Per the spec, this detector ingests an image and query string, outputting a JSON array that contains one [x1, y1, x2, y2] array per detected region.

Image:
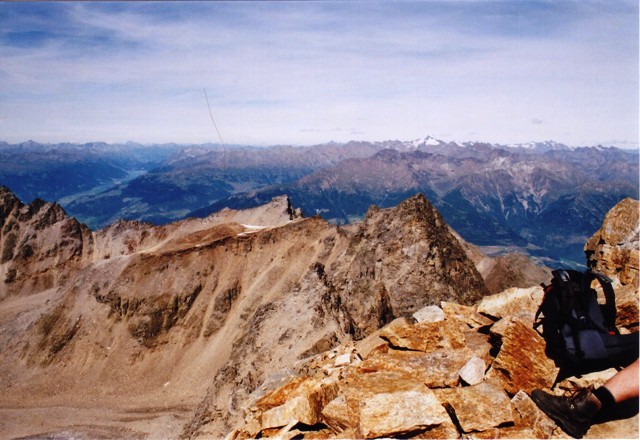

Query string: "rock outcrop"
[[328, 194, 489, 339], [0, 186, 92, 298], [585, 197, 639, 331], [585, 197, 639, 286]]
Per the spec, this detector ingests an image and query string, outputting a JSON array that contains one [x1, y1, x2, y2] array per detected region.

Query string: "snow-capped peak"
[[408, 136, 443, 149], [424, 136, 441, 146]]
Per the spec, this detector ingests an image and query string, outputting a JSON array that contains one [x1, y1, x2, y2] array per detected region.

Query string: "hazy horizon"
[[1, 136, 639, 151]]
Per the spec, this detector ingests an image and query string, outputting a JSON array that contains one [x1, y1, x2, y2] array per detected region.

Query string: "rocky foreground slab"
[[226, 288, 637, 439]]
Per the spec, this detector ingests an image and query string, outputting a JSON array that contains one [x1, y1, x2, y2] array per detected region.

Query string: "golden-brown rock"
[[476, 285, 544, 327], [259, 377, 339, 430], [441, 300, 494, 329], [358, 389, 449, 438], [511, 390, 557, 439], [379, 319, 466, 352], [441, 381, 514, 433], [487, 320, 559, 395], [356, 345, 469, 388]]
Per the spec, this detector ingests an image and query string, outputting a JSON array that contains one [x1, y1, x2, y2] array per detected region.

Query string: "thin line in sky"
[[203, 87, 226, 175]]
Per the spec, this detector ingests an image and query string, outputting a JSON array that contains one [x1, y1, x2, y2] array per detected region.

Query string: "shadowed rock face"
[[327, 194, 489, 339], [0, 186, 92, 296]]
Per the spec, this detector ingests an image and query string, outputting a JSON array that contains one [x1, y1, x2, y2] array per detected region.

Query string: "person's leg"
[[602, 358, 639, 403]]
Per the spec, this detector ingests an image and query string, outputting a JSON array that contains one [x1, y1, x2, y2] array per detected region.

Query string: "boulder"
[[358, 389, 450, 438], [254, 376, 308, 411], [488, 316, 516, 337], [379, 319, 466, 353], [511, 390, 557, 438], [357, 344, 470, 388], [613, 283, 639, 331], [354, 317, 409, 360], [463, 329, 494, 365], [341, 368, 447, 435], [584, 198, 639, 287], [334, 353, 352, 368], [441, 381, 514, 433], [476, 286, 544, 327], [321, 395, 351, 433], [342, 367, 427, 406], [459, 356, 486, 386], [415, 417, 460, 439], [258, 376, 339, 430], [441, 301, 494, 328], [487, 320, 558, 395]]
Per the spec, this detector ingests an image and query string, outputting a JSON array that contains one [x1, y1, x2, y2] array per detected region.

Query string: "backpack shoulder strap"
[[587, 269, 617, 333], [534, 282, 554, 328], [554, 269, 587, 358], [552, 269, 577, 318]]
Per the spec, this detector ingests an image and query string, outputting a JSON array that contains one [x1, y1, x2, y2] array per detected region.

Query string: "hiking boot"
[[531, 387, 602, 438]]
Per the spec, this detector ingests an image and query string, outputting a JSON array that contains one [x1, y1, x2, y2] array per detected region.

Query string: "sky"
[[0, 1, 638, 148]]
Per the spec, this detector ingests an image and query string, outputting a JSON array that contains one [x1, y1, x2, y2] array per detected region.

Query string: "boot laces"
[[563, 385, 594, 406]]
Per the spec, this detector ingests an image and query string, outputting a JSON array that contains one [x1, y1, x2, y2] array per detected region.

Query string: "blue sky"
[[0, 1, 638, 148]]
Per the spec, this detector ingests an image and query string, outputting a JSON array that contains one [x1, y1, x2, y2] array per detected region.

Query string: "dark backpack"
[[535, 268, 638, 367]]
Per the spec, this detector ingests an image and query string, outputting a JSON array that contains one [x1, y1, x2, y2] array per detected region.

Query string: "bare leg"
[[603, 358, 639, 403]]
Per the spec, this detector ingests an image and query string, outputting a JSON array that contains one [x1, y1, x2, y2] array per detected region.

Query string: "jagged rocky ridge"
[[226, 198, 639, 440]]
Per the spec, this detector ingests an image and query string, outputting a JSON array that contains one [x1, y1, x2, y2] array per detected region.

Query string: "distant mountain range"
[[1, 137, 637, 267]]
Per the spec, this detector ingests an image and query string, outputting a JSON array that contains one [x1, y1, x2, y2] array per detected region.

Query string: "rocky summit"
[[228, 198, 639, 440], [0, 185, 636, 439]]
